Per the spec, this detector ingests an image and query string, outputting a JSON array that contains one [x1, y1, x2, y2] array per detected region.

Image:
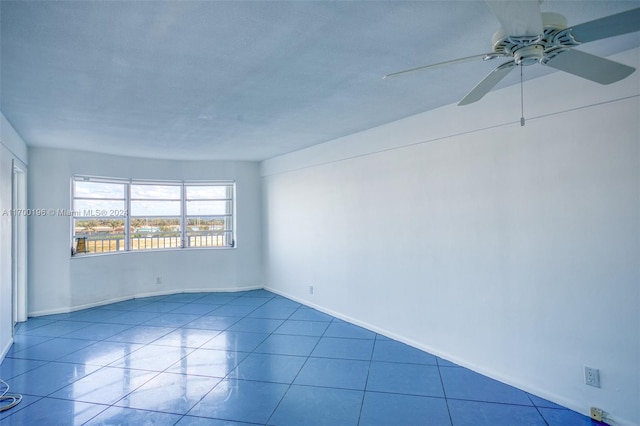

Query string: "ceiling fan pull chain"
[[520, 64, 525, 127]]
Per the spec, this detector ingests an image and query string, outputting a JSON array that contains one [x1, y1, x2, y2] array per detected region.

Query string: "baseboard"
[[28, 285, 264, 317], [0, 337, 13, 364]]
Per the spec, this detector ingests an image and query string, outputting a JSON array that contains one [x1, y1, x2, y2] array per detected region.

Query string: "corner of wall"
[[1, 112, 29, 166], [0, 110, 29, 363]]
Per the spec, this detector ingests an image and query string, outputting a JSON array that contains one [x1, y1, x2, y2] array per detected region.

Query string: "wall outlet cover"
[[584, 366, 600, 388]]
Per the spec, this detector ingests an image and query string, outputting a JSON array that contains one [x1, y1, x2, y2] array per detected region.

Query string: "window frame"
[[184, 182, 235, 249], [129, 181, 183, 251], [70, 176, 236, 256]]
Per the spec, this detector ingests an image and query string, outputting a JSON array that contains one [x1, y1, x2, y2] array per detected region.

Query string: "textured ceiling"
[[1, 1, 639, 161]]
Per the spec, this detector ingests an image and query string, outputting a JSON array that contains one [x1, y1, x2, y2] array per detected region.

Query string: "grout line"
[[436, 353, 455, 426], [526, 392, 552, 426], [356, 332, 379, 425], [265, 308, 336, 425]]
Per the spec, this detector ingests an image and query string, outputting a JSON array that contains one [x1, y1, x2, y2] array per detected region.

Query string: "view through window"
[[71, 177, 235, 254]]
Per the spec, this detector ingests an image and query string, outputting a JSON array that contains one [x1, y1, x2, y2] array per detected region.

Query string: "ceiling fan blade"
[[545, 49, 635, 84], [383, 53, 505, 79], [569, 7, 640, 44], [485, 0, 543, 36], [458, 61, 516, 106]]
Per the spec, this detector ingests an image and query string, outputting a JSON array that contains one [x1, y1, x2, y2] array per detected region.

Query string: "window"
[[71, 177, 235, 255], [73, 179, 127, 253], [130, 183, 181, 251], [185, 184, 234, 248]]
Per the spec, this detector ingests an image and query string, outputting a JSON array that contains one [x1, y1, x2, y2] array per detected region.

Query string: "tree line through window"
[[71, 177, 235, 254]]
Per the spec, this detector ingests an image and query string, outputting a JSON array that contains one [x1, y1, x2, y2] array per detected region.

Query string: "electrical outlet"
[[584, 366, 600, 388], [590, 407, 603, 422], [308, 285, 314, 295]]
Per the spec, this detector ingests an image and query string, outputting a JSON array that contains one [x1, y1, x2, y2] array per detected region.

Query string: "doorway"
[[12, 161, 27, 334]]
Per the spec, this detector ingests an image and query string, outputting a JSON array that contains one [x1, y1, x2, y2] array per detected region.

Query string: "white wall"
[[28, 148, 263, 315], [0, 112, 29, 360], [261, 48, 640, 425]]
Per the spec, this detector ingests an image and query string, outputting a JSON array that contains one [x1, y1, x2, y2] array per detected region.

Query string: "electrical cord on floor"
[[0, 378, 22, 412], [600, 412, 616, 426]]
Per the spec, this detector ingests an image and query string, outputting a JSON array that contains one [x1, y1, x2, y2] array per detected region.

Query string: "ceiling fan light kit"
[[385, 2, 640, 113]]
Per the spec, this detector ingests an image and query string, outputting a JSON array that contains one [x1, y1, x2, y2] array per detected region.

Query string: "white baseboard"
[[28, 285, 264, 317], [0, 337, 13, 364]]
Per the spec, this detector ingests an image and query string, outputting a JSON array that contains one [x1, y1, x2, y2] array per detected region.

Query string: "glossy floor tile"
[[0, 290, 598, 425]]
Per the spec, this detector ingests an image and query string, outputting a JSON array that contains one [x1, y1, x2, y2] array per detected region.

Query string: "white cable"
[[520, 64, 526, 127], [0, 378, 23, 412]]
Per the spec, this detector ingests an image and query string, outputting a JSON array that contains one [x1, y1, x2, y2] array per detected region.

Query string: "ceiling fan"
[[384, 1, 640, 107]]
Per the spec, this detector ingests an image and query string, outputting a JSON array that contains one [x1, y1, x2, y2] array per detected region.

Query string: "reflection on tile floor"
[[0, 290, 597, 425]]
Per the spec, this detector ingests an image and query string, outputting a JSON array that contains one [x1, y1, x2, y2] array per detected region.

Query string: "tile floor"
[[0, 290, 598, 425]]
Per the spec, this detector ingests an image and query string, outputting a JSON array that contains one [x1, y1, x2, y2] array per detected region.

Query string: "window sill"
[[70, 246, 236, 259]]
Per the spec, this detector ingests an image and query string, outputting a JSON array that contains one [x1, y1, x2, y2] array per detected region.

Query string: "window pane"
[[73, 218, 125, 254], [131, 200, 181, 216], [186, 232, 229, 247], [74, 181, 125, 199], [131, 217, 181, 250], [186, 185, 229, 200], [131, 184, 181, 199], [186, 217, 231, 247], [74, 199, 125, 215], [186, 200, 230, 215], [186, 217, 230, 230]]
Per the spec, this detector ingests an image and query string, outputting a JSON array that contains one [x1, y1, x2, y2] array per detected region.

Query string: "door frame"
[[12, 161, 27, 332]]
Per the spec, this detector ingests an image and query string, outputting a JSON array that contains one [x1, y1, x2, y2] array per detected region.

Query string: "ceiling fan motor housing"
[[514, 44, 544, 65], [491, 12, 577, 66]]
